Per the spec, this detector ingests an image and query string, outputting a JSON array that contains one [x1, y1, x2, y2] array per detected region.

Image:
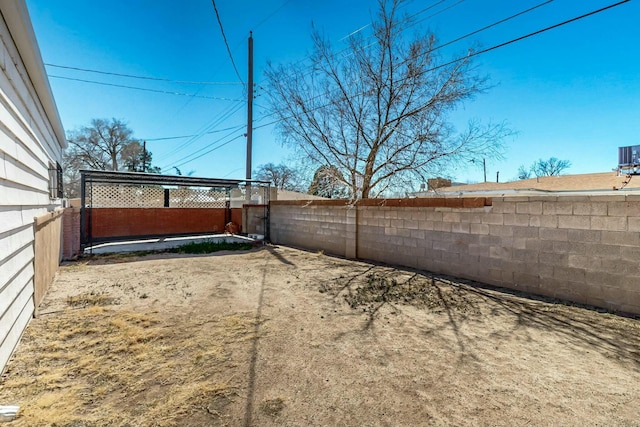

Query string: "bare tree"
[[66, 118, 138, 171], [265, 0, 509, 199], [254, 163, 303, 191], [531, 157, 571, 177], [517, 165, 532, 180], [61, 150, 83, 198], [64, 118, 160, 197]]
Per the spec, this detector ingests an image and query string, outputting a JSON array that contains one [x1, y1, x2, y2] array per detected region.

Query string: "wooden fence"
[[33, 210, 63, 310]]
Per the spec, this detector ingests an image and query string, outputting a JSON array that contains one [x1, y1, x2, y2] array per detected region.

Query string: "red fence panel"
[[88, 208, 232, 241]]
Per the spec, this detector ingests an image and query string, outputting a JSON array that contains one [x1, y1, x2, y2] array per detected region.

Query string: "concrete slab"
[[84, 234, 257, 255]]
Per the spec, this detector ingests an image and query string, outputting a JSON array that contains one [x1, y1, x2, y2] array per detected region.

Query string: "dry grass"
[[4, 248, 640, 426], [0, 306, 255, 426], [66, 291, 117, 307]]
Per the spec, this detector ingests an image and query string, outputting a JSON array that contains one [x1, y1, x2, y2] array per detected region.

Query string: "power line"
[[162, 131, 245, 171], [155, 103, 245, 162], [143, 125, 245, 141], [169, 134, 244, 170], [431, 0, 554, 53], [254, 0, 631, 131], [387, 0, 555, 70], [259, 0, 554, 127], [48, 75, 244, 101], [165, 0, 630, 169], [431, 0, 631, 72], [403, 0, 468, 31], [230, 0, 294, 53], [252, 0, 294, 30], [211, 0, 244, 84], [44, 63, 243, 85], [256, 0, 470, 86]]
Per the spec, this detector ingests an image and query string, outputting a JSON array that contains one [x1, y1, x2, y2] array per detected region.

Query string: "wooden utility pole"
[[142, 140, 147, 173], [483, 158, 486, 183], [246, 31, 253, 181]]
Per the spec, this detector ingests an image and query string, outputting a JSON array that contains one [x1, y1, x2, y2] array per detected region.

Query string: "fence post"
[[345, 204, 357, 259]]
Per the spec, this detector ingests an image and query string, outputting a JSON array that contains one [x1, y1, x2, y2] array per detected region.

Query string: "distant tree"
[[61, 150, 83, 198], [531, 157, 571, 177], [63, 118, 161, 197], [517, 165, 532, 180], [66, 118, 137, 171], [308, 165, 350, 198], [254, 163, 303, 191], [265, 0, 509, 198], [172, 167, 195, 176], [122, 143, 161, 173]]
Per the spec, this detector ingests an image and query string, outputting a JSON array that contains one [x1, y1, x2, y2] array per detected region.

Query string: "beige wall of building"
[[0, 0, 66, 374]]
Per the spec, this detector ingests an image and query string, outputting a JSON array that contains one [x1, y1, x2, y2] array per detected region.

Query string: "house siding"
[[0, 1, 65, 374]]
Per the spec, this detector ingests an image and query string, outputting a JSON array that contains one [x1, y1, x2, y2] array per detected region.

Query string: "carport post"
[[80, 171, 86, 249]]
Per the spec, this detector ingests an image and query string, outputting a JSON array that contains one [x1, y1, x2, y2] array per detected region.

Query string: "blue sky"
[[25, 0, 640, 184]]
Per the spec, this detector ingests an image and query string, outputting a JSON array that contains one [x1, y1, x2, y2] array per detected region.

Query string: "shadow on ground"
[[322, 263, 640, 368]]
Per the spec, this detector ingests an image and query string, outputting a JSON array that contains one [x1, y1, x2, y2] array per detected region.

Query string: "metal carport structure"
[[80, 170, 270, 250]]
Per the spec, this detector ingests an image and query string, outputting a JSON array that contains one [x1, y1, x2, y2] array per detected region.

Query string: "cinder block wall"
[[243, 205, 269, 236], [270, 202, 352, 257], [270, 195, 640, 314]]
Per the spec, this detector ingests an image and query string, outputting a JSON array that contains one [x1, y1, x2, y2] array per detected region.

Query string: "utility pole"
[[246, 31, 253, 181], [482, 158, 486, 182], [142, 140, 147, 173], [471, 158, 487, 182]]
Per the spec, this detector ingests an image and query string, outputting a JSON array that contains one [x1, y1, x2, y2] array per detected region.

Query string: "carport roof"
[[80, 170, 271, 187]]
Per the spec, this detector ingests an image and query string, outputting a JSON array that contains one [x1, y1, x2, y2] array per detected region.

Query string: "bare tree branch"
[[265, 0, 510, 198]]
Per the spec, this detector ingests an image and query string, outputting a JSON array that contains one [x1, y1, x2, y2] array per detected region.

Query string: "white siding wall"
[[0, 3, 64, 374]]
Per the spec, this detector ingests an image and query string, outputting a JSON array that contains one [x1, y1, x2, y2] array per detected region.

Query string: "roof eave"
[[0, 0, 67, 149]]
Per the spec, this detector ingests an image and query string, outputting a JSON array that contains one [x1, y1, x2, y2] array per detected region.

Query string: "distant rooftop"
[[415, 171, 640, 197]]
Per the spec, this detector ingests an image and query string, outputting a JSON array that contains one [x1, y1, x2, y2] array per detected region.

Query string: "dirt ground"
[[1, 245, 640, 426]]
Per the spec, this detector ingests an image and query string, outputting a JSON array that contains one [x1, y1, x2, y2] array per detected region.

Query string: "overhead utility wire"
[[143, 125, 245, 141], [255, 0, 554, 126], [211, 0, 244, 84], [167, 134, 244, 170], [164, 0, 627, 168], [358, 0, 468, 51], [161, 131, 245, 171], [389, 0, 555, 69], [431, 0, 554, 52], [230, 0, 294, 52], [405, 0, 468, 30], [155, 102, 245, 162], [430, 0, 631, 72], [156, 106, 245, 162], [155, 96, 245, 158], [48, 75, 244, 101], [256, 0, 467, 87], [253, 0, 630, 132], [252, 0, 294, 30], [45, 63, 242, 85], [403, 0, 452, 24], [257, 0, 586, 119], [259, 0, 448, 80]]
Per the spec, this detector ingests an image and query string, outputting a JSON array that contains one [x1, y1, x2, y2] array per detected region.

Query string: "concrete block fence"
[[270, 195, 640, 315]]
